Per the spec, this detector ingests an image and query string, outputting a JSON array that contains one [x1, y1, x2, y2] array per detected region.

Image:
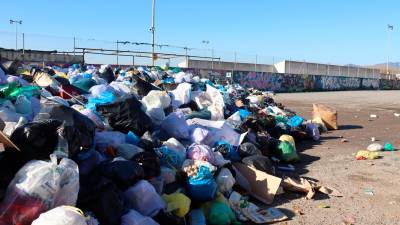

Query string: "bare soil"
[[270, 90, 400, 225]]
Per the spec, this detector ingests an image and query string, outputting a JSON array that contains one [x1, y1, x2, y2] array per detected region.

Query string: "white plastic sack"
[[190, 127, 210, 144], [89, 84, 115, 98], [109, 81, 131, 96], [216, 168, 236, 194], [144, 106, 165, 126], [206, 84, 225, 120], [367, 143, 383, 152], [161, 111, 190, 139], [4, 154, 79, 209], [191, 91, 211, 110], [227, 111, 241, 122], [80, 109, 105, 129], [187, 118, 241, 146], [121, 210, 160, 225], [142, 91, 171, 109], [170, 83, 192, 108], [124, 180, 165, 217], [31, 206, 87, 225]]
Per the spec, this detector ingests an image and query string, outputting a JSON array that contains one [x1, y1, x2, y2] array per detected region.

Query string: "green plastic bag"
[[278, 141, 300, 162], [0, 83, 40, 100], [208, 202, 241, 225]]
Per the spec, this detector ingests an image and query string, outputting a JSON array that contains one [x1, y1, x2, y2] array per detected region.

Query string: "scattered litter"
[[364, 188, 374, 196], [367, 143, 383, 152], [383, 142, 394, 151], [317, 204, 330, 208], [293, 206, 304, 215], [356, 150, 380, 160], [370, 114, 378, 118], [342, 216, 356, 225], [394, 113, 400, 117], [371, 137, 376, 142], [282, 177, 342, 200], [341, 138, 348, 143]]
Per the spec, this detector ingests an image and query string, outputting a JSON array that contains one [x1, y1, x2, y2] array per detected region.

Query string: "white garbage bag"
[[170, 83, 192, 108], [31, 206, 87, 225], [124, 180, 165, 217]]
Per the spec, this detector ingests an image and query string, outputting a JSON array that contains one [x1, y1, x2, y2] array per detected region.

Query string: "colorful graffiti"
[[183, 68, 395, 92]]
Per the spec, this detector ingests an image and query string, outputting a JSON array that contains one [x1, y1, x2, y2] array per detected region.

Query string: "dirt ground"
[[269, 90, 400, 225]]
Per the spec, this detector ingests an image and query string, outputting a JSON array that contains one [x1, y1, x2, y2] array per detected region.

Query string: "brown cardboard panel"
[[0, 130, 20, 151], [233, 162, 282, 204]]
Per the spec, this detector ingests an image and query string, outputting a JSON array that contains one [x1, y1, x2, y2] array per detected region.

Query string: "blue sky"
[[0, 0, 399, 65]]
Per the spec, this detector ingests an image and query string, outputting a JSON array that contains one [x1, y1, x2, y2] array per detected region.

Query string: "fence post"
[[255, 54, 257, 72]]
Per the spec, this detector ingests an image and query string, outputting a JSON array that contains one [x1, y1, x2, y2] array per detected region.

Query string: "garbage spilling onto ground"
[[0, 62, 342, 225]]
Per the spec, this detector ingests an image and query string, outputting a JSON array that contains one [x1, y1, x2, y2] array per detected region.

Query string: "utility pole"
[[9, 19, 22, 50], [151, 0, 156, 67], [116, 40, 119, 66], [387, 24, 394, 75]]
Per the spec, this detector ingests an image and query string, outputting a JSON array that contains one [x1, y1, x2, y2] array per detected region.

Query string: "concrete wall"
[[182, 68, 399, 92], [0, 50, 83, 64], [278, 60, 379, 78], [179, 59, 274, 72]]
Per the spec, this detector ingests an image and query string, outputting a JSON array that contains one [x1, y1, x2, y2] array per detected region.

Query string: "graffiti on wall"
[[183, 68, 397, 92]]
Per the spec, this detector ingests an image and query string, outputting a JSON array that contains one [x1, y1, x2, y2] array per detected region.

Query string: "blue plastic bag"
[[85, 91, 116, 111], [287, 115, 304, 127], [126, 131, 140, 145], [187, 165, 217, 201], [156, 146, 184, 169], [238, 109, 251, 121]]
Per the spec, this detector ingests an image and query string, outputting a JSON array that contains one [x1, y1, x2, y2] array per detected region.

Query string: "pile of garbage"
[[0, 62, 339, 225]]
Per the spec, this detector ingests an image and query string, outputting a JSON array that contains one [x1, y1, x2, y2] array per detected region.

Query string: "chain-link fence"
[[0, 30, 398, 79]]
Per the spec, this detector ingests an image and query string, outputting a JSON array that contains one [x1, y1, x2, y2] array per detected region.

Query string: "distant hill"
[[368, 62, 400, 74]]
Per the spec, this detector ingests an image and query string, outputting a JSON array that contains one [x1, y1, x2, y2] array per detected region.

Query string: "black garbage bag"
[[257, 114, 276, 131], [96, 159, 144, 191], [132, 75, 160, 96], [256, 132, 281, 156], [153, 210, 185, 225], [132, 151, 161, 179], [96, 96, 153, 136], [34, 102, 96, 157], [238, 142, 262, 158], [10, 119, 63, 161], [242, 155, 274, 174], [141, 131, 162, 148], [78, 175, 126, 225], [99, 66, 115, 83]]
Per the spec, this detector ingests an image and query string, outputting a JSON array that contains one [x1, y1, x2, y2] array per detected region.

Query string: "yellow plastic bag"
[[356, 150, 379, 160], [162, 193, 191, 217], [279, 135, 296, 150]]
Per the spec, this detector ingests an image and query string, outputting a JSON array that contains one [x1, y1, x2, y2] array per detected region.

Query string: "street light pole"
[[387, 24, 394, 75], [151, 0, 156, 67], [9, 19, 22, 50]]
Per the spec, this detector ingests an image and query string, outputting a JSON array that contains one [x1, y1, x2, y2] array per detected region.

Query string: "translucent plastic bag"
[[216, 168, 236, 194], [121, 210, 160, 225], [31, 206, 87, 225], [0, 154, 79, 225], [161, 111, 189, 139], [163, 138, 186, 159], [124, 180, 166, 217]]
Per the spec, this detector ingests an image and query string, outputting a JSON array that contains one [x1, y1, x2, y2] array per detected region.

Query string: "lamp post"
[[202, 40, 214, 69], [150, 0, 156, 67], [387, 24, 394, 75], [9, 19, 22, 50]]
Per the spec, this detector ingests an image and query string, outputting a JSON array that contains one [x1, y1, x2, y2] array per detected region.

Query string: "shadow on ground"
[[338, 124, 364, 130]]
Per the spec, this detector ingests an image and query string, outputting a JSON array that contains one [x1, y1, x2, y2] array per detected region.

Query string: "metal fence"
[[0, 30, 398, 79]]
